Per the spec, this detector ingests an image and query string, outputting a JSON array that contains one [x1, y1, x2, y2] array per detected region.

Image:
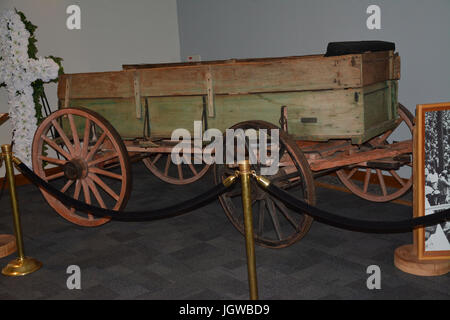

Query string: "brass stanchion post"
[[238, 160, 259, 300], [1, 144, 42, 276]]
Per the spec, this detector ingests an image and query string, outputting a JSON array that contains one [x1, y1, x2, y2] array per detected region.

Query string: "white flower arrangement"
[[0, 9, 59, 166]]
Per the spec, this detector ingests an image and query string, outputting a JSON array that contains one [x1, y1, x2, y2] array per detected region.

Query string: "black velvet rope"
[[16, 162, 234, 222], [265, 183, 450, 233]]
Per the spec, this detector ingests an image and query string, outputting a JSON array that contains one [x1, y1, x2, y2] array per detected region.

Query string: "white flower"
[[0, 10, 59, 166]]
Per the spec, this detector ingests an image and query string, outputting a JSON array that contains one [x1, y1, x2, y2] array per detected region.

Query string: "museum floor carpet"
[[0, 163, 448, 300]]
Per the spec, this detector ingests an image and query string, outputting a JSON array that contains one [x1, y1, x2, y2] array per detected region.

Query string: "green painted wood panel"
[[61, 80, 397, 145], [206, 91, 364, 142], [362, 80, 398, 143], [65, 97, 204, 139]]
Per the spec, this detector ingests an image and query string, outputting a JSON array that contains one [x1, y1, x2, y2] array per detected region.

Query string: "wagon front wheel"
[[32, 107, 132, 226]]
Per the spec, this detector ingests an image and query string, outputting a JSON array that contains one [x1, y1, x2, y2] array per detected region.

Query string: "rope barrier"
[[12, 156, 450, 233], [15, 161, 237, 222], [254, 175, 450, 233]]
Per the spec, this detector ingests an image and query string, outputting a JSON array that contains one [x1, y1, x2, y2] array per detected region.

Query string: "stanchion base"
[[394, 244, 450, 276], [2, 257, 42, 276], [0, 234, 16, 258]]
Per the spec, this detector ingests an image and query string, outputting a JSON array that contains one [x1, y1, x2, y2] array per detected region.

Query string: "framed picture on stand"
[[416, 102, 450, 260]]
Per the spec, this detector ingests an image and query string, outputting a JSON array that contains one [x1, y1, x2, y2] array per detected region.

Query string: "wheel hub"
[[63, 159, 87, 180]]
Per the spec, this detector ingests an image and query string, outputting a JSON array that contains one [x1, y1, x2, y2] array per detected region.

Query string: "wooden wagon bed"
[[58, 50, 400, 144]]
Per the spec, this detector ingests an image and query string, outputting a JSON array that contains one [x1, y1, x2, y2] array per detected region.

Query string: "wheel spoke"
[[346, 167, 358, 180], [81, 179, 94, 221], [390, 170, 406, 187], [60, 179, 74, 193], [41, 135, 72, 160], [376, 169, 387, 196], [86, 177, 106, 209], [86, 132, 107, 160], [273, 198, 298, 231], [177, 163, 183, 181], [73, 180, 81, 200], [164, 154, 171, 176], [89, 173, 119, 201], [265, 198, 283, 240], [39, 155, 67, 166], [184, 155, 198, 176], [68, 114, 81, 154], [363, 169, 371, 193], [51, 119, 75, 155], [81, 179, 91, 205], [70, 180, 82, 214], [89, 167, 123, 180], [376, 117, 403, 144], [81, 118, 91, 157], [88, 152, 119, 167], [46, 171, 64, 181], [151, 153, 162, 165], [258, 200, 265, 236]]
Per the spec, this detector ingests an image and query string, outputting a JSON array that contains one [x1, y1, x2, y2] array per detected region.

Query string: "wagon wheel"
[[32, 107, 132, 226], [214, 120, 316, 248], [336, 103, 414, 202], [142, 144, 210, 185]]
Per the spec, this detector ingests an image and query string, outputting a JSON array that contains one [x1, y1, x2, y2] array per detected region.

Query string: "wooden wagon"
[[32, 43, 413, 248]]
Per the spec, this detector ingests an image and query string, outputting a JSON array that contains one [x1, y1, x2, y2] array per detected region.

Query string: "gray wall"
[[177, 0, 450, 112], [0, 0, 181, 173]]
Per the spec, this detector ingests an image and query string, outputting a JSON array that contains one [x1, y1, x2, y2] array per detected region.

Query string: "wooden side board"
[[61, 80, 398, 144], [58, 51, 399, 100]]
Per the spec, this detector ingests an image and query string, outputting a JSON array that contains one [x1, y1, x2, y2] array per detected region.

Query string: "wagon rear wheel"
[[32, 107, 132, 226], [214, 120, 315, 249], [142, 143, 210, 185], [336, 103, 414, 202]]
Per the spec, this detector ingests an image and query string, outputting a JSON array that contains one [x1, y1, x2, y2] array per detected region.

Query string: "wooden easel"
[[394, 120, 450, 276], [0, 113, 17, 259]]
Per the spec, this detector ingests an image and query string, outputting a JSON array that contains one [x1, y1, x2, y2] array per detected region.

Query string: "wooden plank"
[[362, 50, 399, 86], [283, 89, 364, 142], [58, 51, 399, 99], [58, 72, 135, 99], [134, 71, 142, 119], [364, 81, 390, 129], [64, 76, 71, 108], [123, 54, 327, 70], [209, 55, 362, 95], [59, 54, 366, 99], [309, 140, 412, 171], [362, 80, 398, 143], [393, 53, 401, 80], [63, 89, 366, 142], [64, 95, 204, 138], [206, 67, 215, 117], [148, 96, 204, 137], [63, 98, 143, 138]]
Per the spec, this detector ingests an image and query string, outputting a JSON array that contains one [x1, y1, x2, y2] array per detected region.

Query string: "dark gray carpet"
[[0, 163, 448, 300]]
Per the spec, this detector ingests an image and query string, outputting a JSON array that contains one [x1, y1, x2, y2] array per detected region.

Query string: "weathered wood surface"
[[58, 51, 399, 144], [61, 80, 398, 144], [309, 140, 412, 171], [58, 51, 399, 99]]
